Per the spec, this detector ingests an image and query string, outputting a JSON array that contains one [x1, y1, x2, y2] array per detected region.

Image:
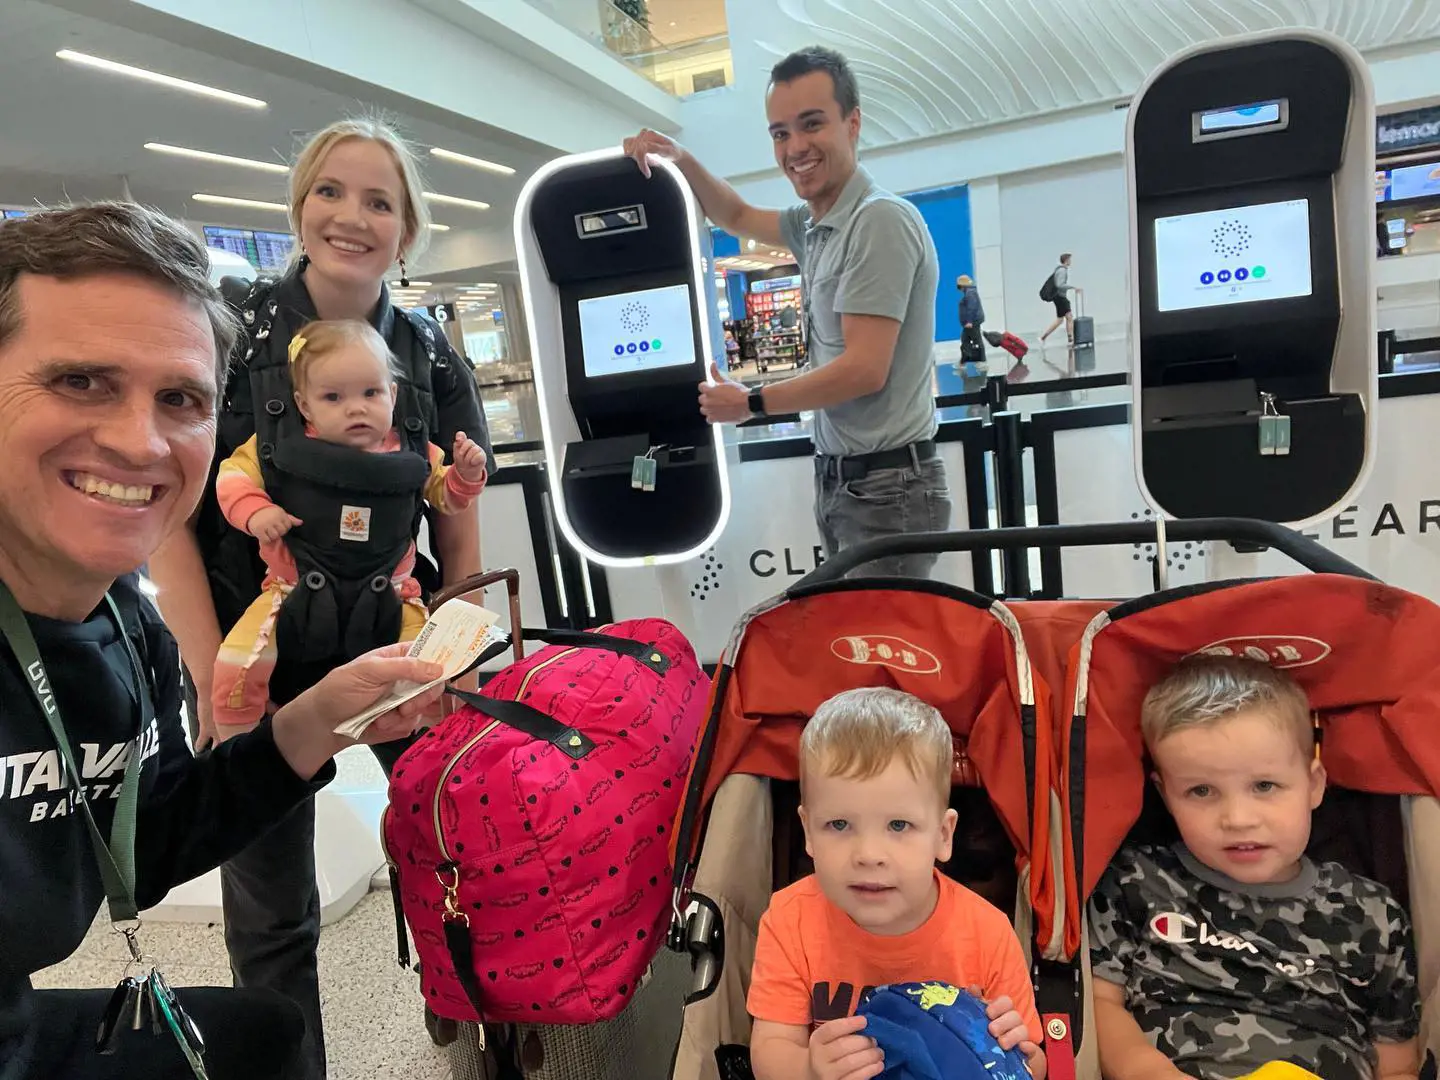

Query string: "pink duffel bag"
[[382, 618, 707, 1025]]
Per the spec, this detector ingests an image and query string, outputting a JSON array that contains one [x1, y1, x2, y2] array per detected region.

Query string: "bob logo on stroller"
[[830, 634, 942, 674], [1189, 635, 1333, 669]]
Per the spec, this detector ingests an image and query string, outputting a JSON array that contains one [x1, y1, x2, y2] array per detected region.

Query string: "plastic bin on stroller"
[[662, 520, 1440, 1080]]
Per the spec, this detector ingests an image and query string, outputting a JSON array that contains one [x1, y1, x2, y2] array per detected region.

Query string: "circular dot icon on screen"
[[639, 340, 650, 352], [626, 342, 637, 354], [619, 301, 651, 336], [1234, 267, 1249, 281], [1200, 272, 1215, 285], [1252, 266, 1267, 278], [651, 339, 662, 351], [613, 345, 625, 356], [1217, 270, 1232, 283]]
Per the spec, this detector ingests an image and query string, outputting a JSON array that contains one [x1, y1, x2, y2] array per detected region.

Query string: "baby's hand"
[[452, 431, 489, 487], [247, 506, 303, 544], [807, 1015, 883, 1080], [978, 992, 1045, 1080]]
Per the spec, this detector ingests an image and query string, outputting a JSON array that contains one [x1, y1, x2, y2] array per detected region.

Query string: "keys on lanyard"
[[96, 964, 209, 1077]]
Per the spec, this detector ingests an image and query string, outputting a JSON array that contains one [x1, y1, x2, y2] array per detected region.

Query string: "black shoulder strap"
[[392, 308, 442, 456], [222, 276, 282, 408]]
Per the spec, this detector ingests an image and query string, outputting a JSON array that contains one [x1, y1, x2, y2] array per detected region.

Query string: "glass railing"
[[522, 0, 732, 96]]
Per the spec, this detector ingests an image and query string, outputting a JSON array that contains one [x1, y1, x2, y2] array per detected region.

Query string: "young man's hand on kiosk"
[[622, 128, 685, 178], [699, 362, 753, 424]]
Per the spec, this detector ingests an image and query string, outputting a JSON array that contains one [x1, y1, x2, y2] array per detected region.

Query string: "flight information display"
[[203, 225, 295, 273]]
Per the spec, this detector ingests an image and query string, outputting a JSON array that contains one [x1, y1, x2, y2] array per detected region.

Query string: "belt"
[[817, 439, 937, 481]]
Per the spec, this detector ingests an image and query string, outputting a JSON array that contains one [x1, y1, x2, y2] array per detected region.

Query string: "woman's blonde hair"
[[287, 319, 397, 396], [800, 687, 954, 806], [288, 117, 432, 267]]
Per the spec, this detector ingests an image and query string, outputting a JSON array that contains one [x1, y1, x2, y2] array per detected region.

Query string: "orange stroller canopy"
[[1056, 574, 1440, 960], [670, 580, 1061, 953]]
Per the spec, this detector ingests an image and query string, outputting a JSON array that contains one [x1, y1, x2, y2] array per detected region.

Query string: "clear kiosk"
[[1128, 28, 1377, 526], [515, 148, 731, 567]]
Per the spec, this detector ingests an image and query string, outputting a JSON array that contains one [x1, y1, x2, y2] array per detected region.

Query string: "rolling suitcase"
[[983, 329, 1029, 361], [1071, 291, 1094, 348]]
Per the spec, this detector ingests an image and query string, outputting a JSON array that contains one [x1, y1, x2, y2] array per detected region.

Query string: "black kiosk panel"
[[520, 151, 728, 562], [1129, 33, 1370, 525]]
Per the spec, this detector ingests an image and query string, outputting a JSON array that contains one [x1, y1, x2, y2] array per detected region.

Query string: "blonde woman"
[[148, 118, 491, 1079]]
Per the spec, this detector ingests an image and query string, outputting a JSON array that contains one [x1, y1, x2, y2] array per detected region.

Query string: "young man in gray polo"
[[624, 46, 951, 578]]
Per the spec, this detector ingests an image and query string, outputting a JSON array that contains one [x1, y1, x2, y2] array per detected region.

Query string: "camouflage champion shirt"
[[1089, 844, 1418, 1080]]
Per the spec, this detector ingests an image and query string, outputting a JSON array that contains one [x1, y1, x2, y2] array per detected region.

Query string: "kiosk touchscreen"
[[515, 149, 729, 566], [1127, 30, 1376, 526]]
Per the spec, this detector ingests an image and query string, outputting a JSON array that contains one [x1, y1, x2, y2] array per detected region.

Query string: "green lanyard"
[[0, 580, 145, 924]]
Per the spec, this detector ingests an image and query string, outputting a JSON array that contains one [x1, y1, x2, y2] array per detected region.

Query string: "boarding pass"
[[333, 598, 507, 739]]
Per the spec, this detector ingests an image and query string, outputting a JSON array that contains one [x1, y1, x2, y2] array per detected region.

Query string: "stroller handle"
[[793, 518, 1376, 589]]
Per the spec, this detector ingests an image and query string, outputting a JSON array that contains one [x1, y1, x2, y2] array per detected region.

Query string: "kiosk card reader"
[[1127, 29, 1376, 526], [515, 148, 730, 566]]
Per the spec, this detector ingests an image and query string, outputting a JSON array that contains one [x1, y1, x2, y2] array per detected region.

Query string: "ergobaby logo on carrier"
[[1189, 635, 1331, 669], [340, 505, 372, 542], [831, 635, 941, 675]]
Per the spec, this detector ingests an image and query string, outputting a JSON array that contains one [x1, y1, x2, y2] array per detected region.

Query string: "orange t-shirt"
[[746, 871, 1041, 1035]]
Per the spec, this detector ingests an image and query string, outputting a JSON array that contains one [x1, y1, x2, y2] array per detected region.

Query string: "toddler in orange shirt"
[[747, 687, 1045, 1080]]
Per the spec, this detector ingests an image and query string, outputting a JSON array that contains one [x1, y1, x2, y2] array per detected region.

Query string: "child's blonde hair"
[[288, 117, 432, 266], [800, 688, 953, 805], [287, 319, 397, 396], [1141, 655, 1313, 756]]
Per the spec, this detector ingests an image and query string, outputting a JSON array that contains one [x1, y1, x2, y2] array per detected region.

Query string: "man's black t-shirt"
[[0, 575, 331, 1078]]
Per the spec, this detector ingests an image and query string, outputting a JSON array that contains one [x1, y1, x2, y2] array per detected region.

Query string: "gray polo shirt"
[[779, 165, 939, 457]]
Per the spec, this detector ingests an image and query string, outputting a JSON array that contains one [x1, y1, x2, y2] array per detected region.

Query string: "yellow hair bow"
[[288, 335, 307, 366]]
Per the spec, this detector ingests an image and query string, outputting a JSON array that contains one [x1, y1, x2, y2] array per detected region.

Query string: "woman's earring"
[[297, 248, 310, 272], [398, 255, 410, 289]]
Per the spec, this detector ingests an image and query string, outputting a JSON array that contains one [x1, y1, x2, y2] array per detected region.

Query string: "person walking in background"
[[1039, 252, 1080, 344], [957, 274, 985, 365]]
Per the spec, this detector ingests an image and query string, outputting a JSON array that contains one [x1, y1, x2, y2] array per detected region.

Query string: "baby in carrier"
[[1089, 656, 1421, 1080], [210, 319, 489, 731]]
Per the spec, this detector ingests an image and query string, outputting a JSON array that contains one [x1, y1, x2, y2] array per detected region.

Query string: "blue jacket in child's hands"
[[856, 982, 1031, 1080]]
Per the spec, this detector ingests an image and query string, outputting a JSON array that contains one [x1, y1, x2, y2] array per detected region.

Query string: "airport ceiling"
[[0, 2, 558, 240]]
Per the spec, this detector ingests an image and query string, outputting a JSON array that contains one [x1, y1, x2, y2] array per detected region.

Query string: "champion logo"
[[1189, 635, 1331, 669], [831, 635, 942, 675], [1149, 911, 1258, 955]]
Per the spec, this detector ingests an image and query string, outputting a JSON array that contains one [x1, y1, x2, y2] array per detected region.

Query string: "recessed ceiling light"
[[471, 282, 499, 288], [145, 143, 288, 173], [192, 193, 286, 212], [57, 50, 267, 109], [430, 147, 516, 176], [423, 192, 491, 211], [428, 223, 451, 232]]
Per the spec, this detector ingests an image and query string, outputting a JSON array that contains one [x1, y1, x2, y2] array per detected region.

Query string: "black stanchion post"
[[991, 411, 1031, 597]]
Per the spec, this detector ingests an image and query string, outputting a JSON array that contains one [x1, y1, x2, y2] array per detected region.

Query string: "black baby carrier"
[[200, 274, 448, 702]]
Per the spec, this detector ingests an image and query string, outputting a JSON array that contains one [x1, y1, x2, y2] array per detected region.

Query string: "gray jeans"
[[814, 450, 953, 578]]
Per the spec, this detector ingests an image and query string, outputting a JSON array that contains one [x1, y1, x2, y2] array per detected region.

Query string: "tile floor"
[[33, 890, 451, 1079]]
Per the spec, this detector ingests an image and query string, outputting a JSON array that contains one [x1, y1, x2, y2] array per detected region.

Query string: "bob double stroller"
[[663, 520, 1440, 1080]]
